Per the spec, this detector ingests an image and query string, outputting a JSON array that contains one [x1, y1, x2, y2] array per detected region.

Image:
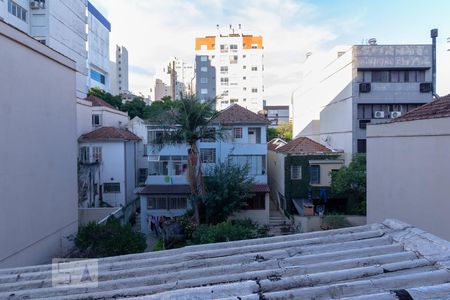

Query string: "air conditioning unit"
[[390, 111, 402, 119], [359, 83, 371, 93], [373, 111, 385, 119], [30, 1, 40, 9], [420, 82, 432, 93]]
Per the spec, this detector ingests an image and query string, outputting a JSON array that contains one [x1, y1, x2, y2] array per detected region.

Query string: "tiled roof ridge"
[[275, 136, 332, 154], [79, 126, 141, 141], [389, 94, 450, 123]]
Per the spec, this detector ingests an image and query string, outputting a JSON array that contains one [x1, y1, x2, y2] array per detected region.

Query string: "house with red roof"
[[137, 104, 272, 232], [267, 137, 344, 217]]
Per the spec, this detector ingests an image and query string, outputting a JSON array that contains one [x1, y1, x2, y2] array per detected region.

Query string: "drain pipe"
[[431, 28, 439, 99]]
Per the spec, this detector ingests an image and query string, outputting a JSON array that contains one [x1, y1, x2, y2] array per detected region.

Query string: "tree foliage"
[[74, 218, 146, 258], [88, 87, 123, 110], [143, 96, 175, 120], [202, 163, 254, 224], [267, 123, 293, 142], [330, 154, 367, 215], [121, 97, 147, 119]]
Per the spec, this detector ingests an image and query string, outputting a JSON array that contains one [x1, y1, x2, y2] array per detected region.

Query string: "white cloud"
[[90, 0, 356, 104]]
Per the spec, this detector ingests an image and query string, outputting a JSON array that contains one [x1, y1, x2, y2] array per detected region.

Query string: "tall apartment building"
[[110, 45, 129, 95], [87, 1, 111, 92], [294, 42, 433, 163], [152, 57, 194, 101], [195, 26, 264, 113]]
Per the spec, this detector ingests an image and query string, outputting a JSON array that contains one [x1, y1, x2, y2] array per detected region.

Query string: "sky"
[[90, 0, 450, 104]]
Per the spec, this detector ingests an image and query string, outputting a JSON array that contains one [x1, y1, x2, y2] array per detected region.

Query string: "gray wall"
[[0, 22, 78, 268], [195, 55, 216, 101], [367, 117, 450, 241]]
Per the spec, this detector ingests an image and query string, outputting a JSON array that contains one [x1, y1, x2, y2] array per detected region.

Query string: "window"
[[233, 127, 243, 139], [243, 87, 247, 91], [230, 44, 238, 50], [230, 55, 238, 64], [8, 0, 27, 22], [200, 128, 216, 142], [147, 196, 187, 210], [220, 66, 228, 73], [372, 71, 389, 82], [92, 146, 102, 162], [251, 66, 258, 71], [90, 70, 106, 84], [243, 65, 247, 69], [291, 165, 302, 180], [200, 77, 208, 84], [220, 77, 229, 86], [220, 44, 229, 53], [359, 119, 371, 129], [243, 76, 247, 80], [92, 114, 102, 126], [310, 165, 320, 184], [251, 44, 258, 49], [200, 148, 216, 163], [147, 130, 164, 144], [357, 139, 367, 153], [104, 183, 120, 193], [200, 67, 207, 72], [200, 56, 208, 62], [201, 88, 208, 94], [79, 146, 90, 163], [370, 69, 426, 83], [251, 88, 258, 93], [230, 99, 239, 104]]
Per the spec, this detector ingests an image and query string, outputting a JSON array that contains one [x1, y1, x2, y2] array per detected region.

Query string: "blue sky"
[[90, 0, 449, 102]]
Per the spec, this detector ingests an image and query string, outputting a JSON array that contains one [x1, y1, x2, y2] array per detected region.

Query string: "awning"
[[251, 184, 270, 193], [136, 185, 191, 195]]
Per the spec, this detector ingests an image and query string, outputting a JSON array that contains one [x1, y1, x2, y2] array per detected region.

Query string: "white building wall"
[[367, 117, 450, 241], [87, 3, 110, 92], [0, 22, 78, 268], [98, 142, 126, 207], [0, 0, 30, 33], [267, 150, 286, 207]]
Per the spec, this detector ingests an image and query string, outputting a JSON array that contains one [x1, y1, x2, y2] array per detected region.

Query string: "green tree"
[[143, 96, 174, 120], [266, 123, 293, 142], [202, 163, 254, 224], [121, 97, 146, 119], [153, 96, 219, 223], [88, 87, 123, 110], [75, 218, 146, 258], [330, 154, 367, 215]]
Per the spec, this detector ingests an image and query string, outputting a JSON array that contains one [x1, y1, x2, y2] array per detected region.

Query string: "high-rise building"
[[294, 42, 433, 163], [87, 1, 111, 92], [195, 26, 264, 113], [110, 45, 129, 95]]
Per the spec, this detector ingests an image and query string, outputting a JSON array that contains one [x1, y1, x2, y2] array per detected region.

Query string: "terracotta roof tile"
[[267, 138, 287, 151], [390, 94, 450, 123], [79, 127, 141, 141], [86, 95, 117, 110], [274, 137, 332, 154], [211, 104, 270, 125]]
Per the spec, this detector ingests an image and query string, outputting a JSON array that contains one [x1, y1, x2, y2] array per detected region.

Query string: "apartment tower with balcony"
[[195, 25, 264, 113]]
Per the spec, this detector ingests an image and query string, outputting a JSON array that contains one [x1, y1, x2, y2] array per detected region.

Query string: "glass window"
[[200, 56, 208, 62], [357, 139, 367, 153], [90, 70, 106, 84], [79, 146, 90, 163], [229, 55, 238, 64], [8, 0, 27, 22], [233, 127, 243, 139], [220, 44, 228, 53], [200, 148, 216, 163], [310, 165, 320, 184], [220, 66, 228, 72], [252, 88, 258, 93], [92, 114, 101, 126], [229, 155, 266, 176], [251, 66, 258, 71], [92, 146, 102, 162], [291, 165, 302, 180], [200, 77, 208, 84], [201, 67, 207, 72], [245, 194, 265, 210], [417, 70, 425, 82], [220, 77, 229, 85], [372, 71, 389, 82], [104, 183, 120, 193], [201, 88, 208, 94], [230, 44, 238, 50]]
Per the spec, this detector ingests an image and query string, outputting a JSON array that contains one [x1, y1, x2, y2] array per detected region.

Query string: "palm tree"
[[154, 96, 220, 223]]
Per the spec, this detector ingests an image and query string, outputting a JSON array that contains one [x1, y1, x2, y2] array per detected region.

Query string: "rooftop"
[[390, 94, 450, 123], [79, 127, 141, 142], [2, 220, 450, 299], [267, 138, 287, 151], [273, 136, 333, 155], [211, 104, 270, 125], [87, 95, 117, 110]]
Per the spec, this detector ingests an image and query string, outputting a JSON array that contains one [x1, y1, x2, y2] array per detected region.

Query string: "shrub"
[[321, 214, 352, 230], [75, 218, 146, 258], [189, 219, 268, 245]]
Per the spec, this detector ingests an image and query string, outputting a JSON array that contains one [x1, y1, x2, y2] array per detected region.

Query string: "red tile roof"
[[86, 95, 117, 110], [250, 184, 270, 193], [390, 94, 450, 123], [137, 185, 191, 195], [211, 104, 270, 125], [274, 137, 332, 154], [79, 127, 141, 142]]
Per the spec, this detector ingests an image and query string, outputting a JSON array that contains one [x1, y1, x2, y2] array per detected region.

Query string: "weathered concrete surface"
[[1, 219, 450, 299]]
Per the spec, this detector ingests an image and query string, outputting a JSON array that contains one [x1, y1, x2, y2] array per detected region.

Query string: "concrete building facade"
[[263, 105, 290, 128], [295, 43, 433, 163], [0, 21, 78, 268], [110, 45, 129, 95], [87, 1, 111, 92], [367, 95, 450, 241], [195, 26, 264, 113]]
